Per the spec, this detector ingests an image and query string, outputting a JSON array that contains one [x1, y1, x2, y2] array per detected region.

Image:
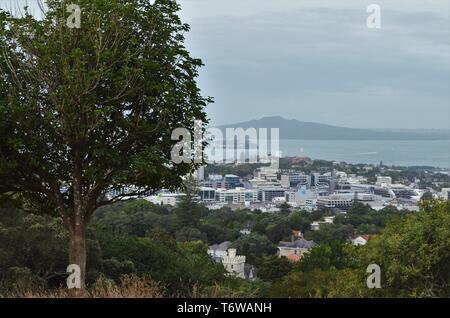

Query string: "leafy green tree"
[[93, 200, 177, 237], [279, 202, 291, 215], [287, 211, 313, 233], [296, 242, 353, 272], [174, 194, 205, 228], [205, 207, 253, 229], [175, 227, 207, 242], [355, 223, 378, 235], [327, 199, 450, 298], [305, 223, 354, 244], [265, 222, 292, 244], [0, 0, 209, 291], [269, 269, 340, 298], [357, 200, 450, 297], [177, 241, 225, 292], [231, 233, 277, 265], [101, 258, 136, 282], [348, 202, 373, 215], [0, 208, 102, 289], [420, 191, 433, 201], [200, 223, 230, 244], [96, 230, 224, 295], [257, 255, 293, 282]]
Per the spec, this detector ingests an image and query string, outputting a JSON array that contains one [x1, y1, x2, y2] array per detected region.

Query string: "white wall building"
[[146, 192, 186, 206], [222, 248, 246, 279], [352, 235, 370, 246], [316, 194, 354, 210], [376, 176, 392, 186], [441, 188, 450, 200], [215, 187, 259, 204], [280, 173, 309, 188], [255, 167, 279, 181]]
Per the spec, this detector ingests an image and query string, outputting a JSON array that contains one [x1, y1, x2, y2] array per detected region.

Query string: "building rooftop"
[[278, 239, 317, 249], [208, 241, 232, 252], [225, 174, 239, 178], [287, 254, 303, 262]]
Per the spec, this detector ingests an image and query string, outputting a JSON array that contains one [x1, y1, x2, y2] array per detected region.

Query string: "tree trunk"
[[70, 160, 86, 297], [68, 223, 86, 297]]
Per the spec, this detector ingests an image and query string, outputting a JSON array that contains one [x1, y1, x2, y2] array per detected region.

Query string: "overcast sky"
[[177, 0, 450, 129], [2, 0, 450, 129]]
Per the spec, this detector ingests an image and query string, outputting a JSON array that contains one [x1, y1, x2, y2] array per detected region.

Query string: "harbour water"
[[279, 139, 450, 169]]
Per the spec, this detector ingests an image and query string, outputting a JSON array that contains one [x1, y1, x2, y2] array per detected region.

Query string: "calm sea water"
[[279, 140, 450, 169]]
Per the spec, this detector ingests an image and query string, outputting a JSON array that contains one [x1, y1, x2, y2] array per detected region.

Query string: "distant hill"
[[216, 116, 450, 140]]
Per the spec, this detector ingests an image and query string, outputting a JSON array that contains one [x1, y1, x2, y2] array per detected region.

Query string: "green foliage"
[[304, 223, 354, 244], [277, 200, 450, 298], [257, 255, 293, 282], [355, 200, 450, 297], [287, 211, 314, 232], [334, 203, 409, 235], [94, 200, 177, 236], [295, 242, 354, 272], [200, 223, 230, 244], [0, 208, 102, 289], [0, 0, 210, 213], [1, 192, 448, 297], [265, 222, 292, 244], [101, 258, 136, 282], [174, 194, 206, 228], [0, 1, 211, 291], [231, 233, 277, 265], [278, 202, 291, 215], [199, 278, 270, 298], [348, 202, 373, 215], [96, 228, 225, 295], [269, 270, 340, 298], [175, 227, 207, 242]]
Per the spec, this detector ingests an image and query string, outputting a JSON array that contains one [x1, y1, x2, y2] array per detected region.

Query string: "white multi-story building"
[[255, 167, 279, 181], [215, 187, 258, 204], [280, 173, 309, 188], [249, 178, 281, 188], [316, 194, 354, 210], [146, 192, 186, 206], [441, 188, 450, 200], [285, 186, 317, 211], [376, 176, 392, 186]]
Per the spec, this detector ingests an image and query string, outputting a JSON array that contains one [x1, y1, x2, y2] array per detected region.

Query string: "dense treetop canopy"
[[0, 0, 210, 219]]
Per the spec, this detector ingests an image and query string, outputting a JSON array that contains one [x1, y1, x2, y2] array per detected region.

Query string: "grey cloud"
[[182, 3, 450, 129]]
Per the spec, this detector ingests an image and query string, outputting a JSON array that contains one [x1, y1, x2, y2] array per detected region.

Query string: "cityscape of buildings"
[[144, 163, 449, 214], [106, 158, 449, 280]]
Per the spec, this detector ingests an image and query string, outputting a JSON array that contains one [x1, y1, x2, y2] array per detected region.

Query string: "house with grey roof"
[[277, 239, 317, 261]]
